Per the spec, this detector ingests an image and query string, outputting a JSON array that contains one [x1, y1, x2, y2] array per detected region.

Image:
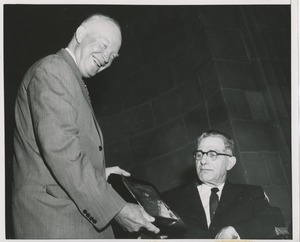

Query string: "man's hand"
[[215, 226, 239, 239], [105, 166, 131, 180], [115, 203, 160, 234]]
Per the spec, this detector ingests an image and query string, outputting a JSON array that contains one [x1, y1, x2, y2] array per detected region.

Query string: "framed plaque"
[[108, 174, 186, 238]]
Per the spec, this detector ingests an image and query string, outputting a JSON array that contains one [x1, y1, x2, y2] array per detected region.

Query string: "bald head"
[[81, 14, 121, 30], [68, 14, 122, 78]]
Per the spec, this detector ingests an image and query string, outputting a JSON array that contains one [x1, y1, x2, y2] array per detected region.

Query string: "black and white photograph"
[[2, 1, 299, 241]]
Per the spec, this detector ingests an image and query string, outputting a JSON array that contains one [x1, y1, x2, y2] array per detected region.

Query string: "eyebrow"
[[110, 53, 119, 60]]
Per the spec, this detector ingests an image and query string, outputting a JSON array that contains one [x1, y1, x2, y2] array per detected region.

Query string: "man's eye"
[[101, 43, 108, 49], [209, 152, 216, 157], [111, 54, 119, 61]]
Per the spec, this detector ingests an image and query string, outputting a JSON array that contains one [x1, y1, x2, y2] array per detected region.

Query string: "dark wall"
[[4, 4, 291, 238], [97, 5, 292, 224]]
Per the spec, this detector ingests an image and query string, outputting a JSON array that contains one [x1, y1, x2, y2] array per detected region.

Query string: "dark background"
[[4, 4, 291, 238]]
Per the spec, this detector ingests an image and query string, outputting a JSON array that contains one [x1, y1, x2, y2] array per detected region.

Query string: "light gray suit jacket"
[[12, 49, 126, 239]]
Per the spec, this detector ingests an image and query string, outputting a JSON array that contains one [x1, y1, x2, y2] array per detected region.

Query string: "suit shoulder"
[[31, 53, 75, 82], [24, 53, 77, 94], [38, 53, 69, 69], [229, 182, 264, 197], [233, 183, 262, 190], [25, 53, 68, 77], [163, 182, 196, 201]]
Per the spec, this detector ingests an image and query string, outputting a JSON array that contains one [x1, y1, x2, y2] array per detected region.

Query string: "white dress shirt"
[[197, 183, 225, 227]]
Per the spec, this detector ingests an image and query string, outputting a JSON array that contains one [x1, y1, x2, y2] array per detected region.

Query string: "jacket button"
[[90, 216, 94, 221], [99, 146, 102, 151], [83, 209, 87, 214], [93, 219, 97, 224], [86, 213, 90, 218]]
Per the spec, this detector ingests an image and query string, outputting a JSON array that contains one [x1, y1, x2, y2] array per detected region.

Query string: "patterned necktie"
[[209, 187, 219, 222], [82, 80, 91, 103]]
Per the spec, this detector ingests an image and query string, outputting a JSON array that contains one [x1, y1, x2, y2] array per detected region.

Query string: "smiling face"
[[196, 136, 236, 187], [74, 19, 122, 78]]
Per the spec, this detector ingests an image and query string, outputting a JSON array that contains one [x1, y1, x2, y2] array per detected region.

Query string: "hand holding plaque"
[[115, 203, 160, 234], [108, 174, 186, 239]]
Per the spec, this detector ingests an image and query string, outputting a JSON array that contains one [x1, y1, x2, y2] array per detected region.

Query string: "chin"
[[86, 70, 97, 77], [200, 174, 212, 182]]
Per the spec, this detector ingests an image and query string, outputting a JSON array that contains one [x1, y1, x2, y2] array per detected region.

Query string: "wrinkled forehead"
[[86, 20, 122, 51], [197, 136, 226, 150], [86, 19, 121, 37]]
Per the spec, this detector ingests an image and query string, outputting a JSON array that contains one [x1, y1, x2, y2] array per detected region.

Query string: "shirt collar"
[[65, 47, 77, 65], [198, 182, 225, 193]]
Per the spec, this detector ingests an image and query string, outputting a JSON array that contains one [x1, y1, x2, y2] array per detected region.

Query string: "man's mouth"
[[93, 56, 101, 67], [201, 168, 212, 172]]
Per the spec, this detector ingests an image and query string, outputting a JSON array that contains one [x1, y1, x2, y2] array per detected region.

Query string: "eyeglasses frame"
[[193, 149, 233, 161]]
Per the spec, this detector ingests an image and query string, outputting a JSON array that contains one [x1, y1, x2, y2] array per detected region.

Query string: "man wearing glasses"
[[164, 130, 284, 239]]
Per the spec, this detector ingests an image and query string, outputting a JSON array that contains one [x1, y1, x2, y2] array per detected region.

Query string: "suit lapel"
[[186, 181, 209, 230], [92, 114, 104, 145], [57, 49, 104, 145], [216, 181, 238, 214], [58, 49, 92, 108], [208, 181, 239, 231], [76, 78, 104, 144], [79, 84, 104, 146]]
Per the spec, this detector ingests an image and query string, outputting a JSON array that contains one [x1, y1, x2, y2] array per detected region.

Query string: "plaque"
[[108, 174, 186, 238]]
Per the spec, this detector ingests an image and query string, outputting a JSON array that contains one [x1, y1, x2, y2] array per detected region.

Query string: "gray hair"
[[197, 130, 235, 156], [81, 14, 121, 30]]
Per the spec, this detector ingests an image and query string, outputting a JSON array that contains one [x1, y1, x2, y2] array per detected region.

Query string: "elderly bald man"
[[12, 14, 159, 239]]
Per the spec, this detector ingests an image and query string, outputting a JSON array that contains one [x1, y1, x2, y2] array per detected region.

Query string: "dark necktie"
[[209, 187, 219, 222]]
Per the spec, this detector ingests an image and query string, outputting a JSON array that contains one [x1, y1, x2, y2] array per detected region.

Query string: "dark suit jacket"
[[164, 180, 284, 239], [12, 49, 126, 239]]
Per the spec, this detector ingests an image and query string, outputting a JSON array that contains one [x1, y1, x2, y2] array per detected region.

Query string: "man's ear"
[[226, 156, 236, 171], [75, 26, 86, 43]]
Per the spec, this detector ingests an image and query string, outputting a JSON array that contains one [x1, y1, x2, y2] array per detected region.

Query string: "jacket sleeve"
[[28, 57, 126, 230], [232, 186, 285, 239]]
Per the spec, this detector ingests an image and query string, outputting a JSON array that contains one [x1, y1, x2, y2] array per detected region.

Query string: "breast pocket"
[[46, 184, 71, 200]]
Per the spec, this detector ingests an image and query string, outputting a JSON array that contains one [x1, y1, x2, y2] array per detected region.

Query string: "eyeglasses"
[[193, 150, 232, 161]]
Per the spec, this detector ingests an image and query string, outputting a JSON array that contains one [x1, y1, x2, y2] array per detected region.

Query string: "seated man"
[[164, 130, 284, 239]]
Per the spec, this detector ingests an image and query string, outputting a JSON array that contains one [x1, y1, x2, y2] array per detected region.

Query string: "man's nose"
[[200, 154, 209, 165], [102, 53, 109, 63]]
